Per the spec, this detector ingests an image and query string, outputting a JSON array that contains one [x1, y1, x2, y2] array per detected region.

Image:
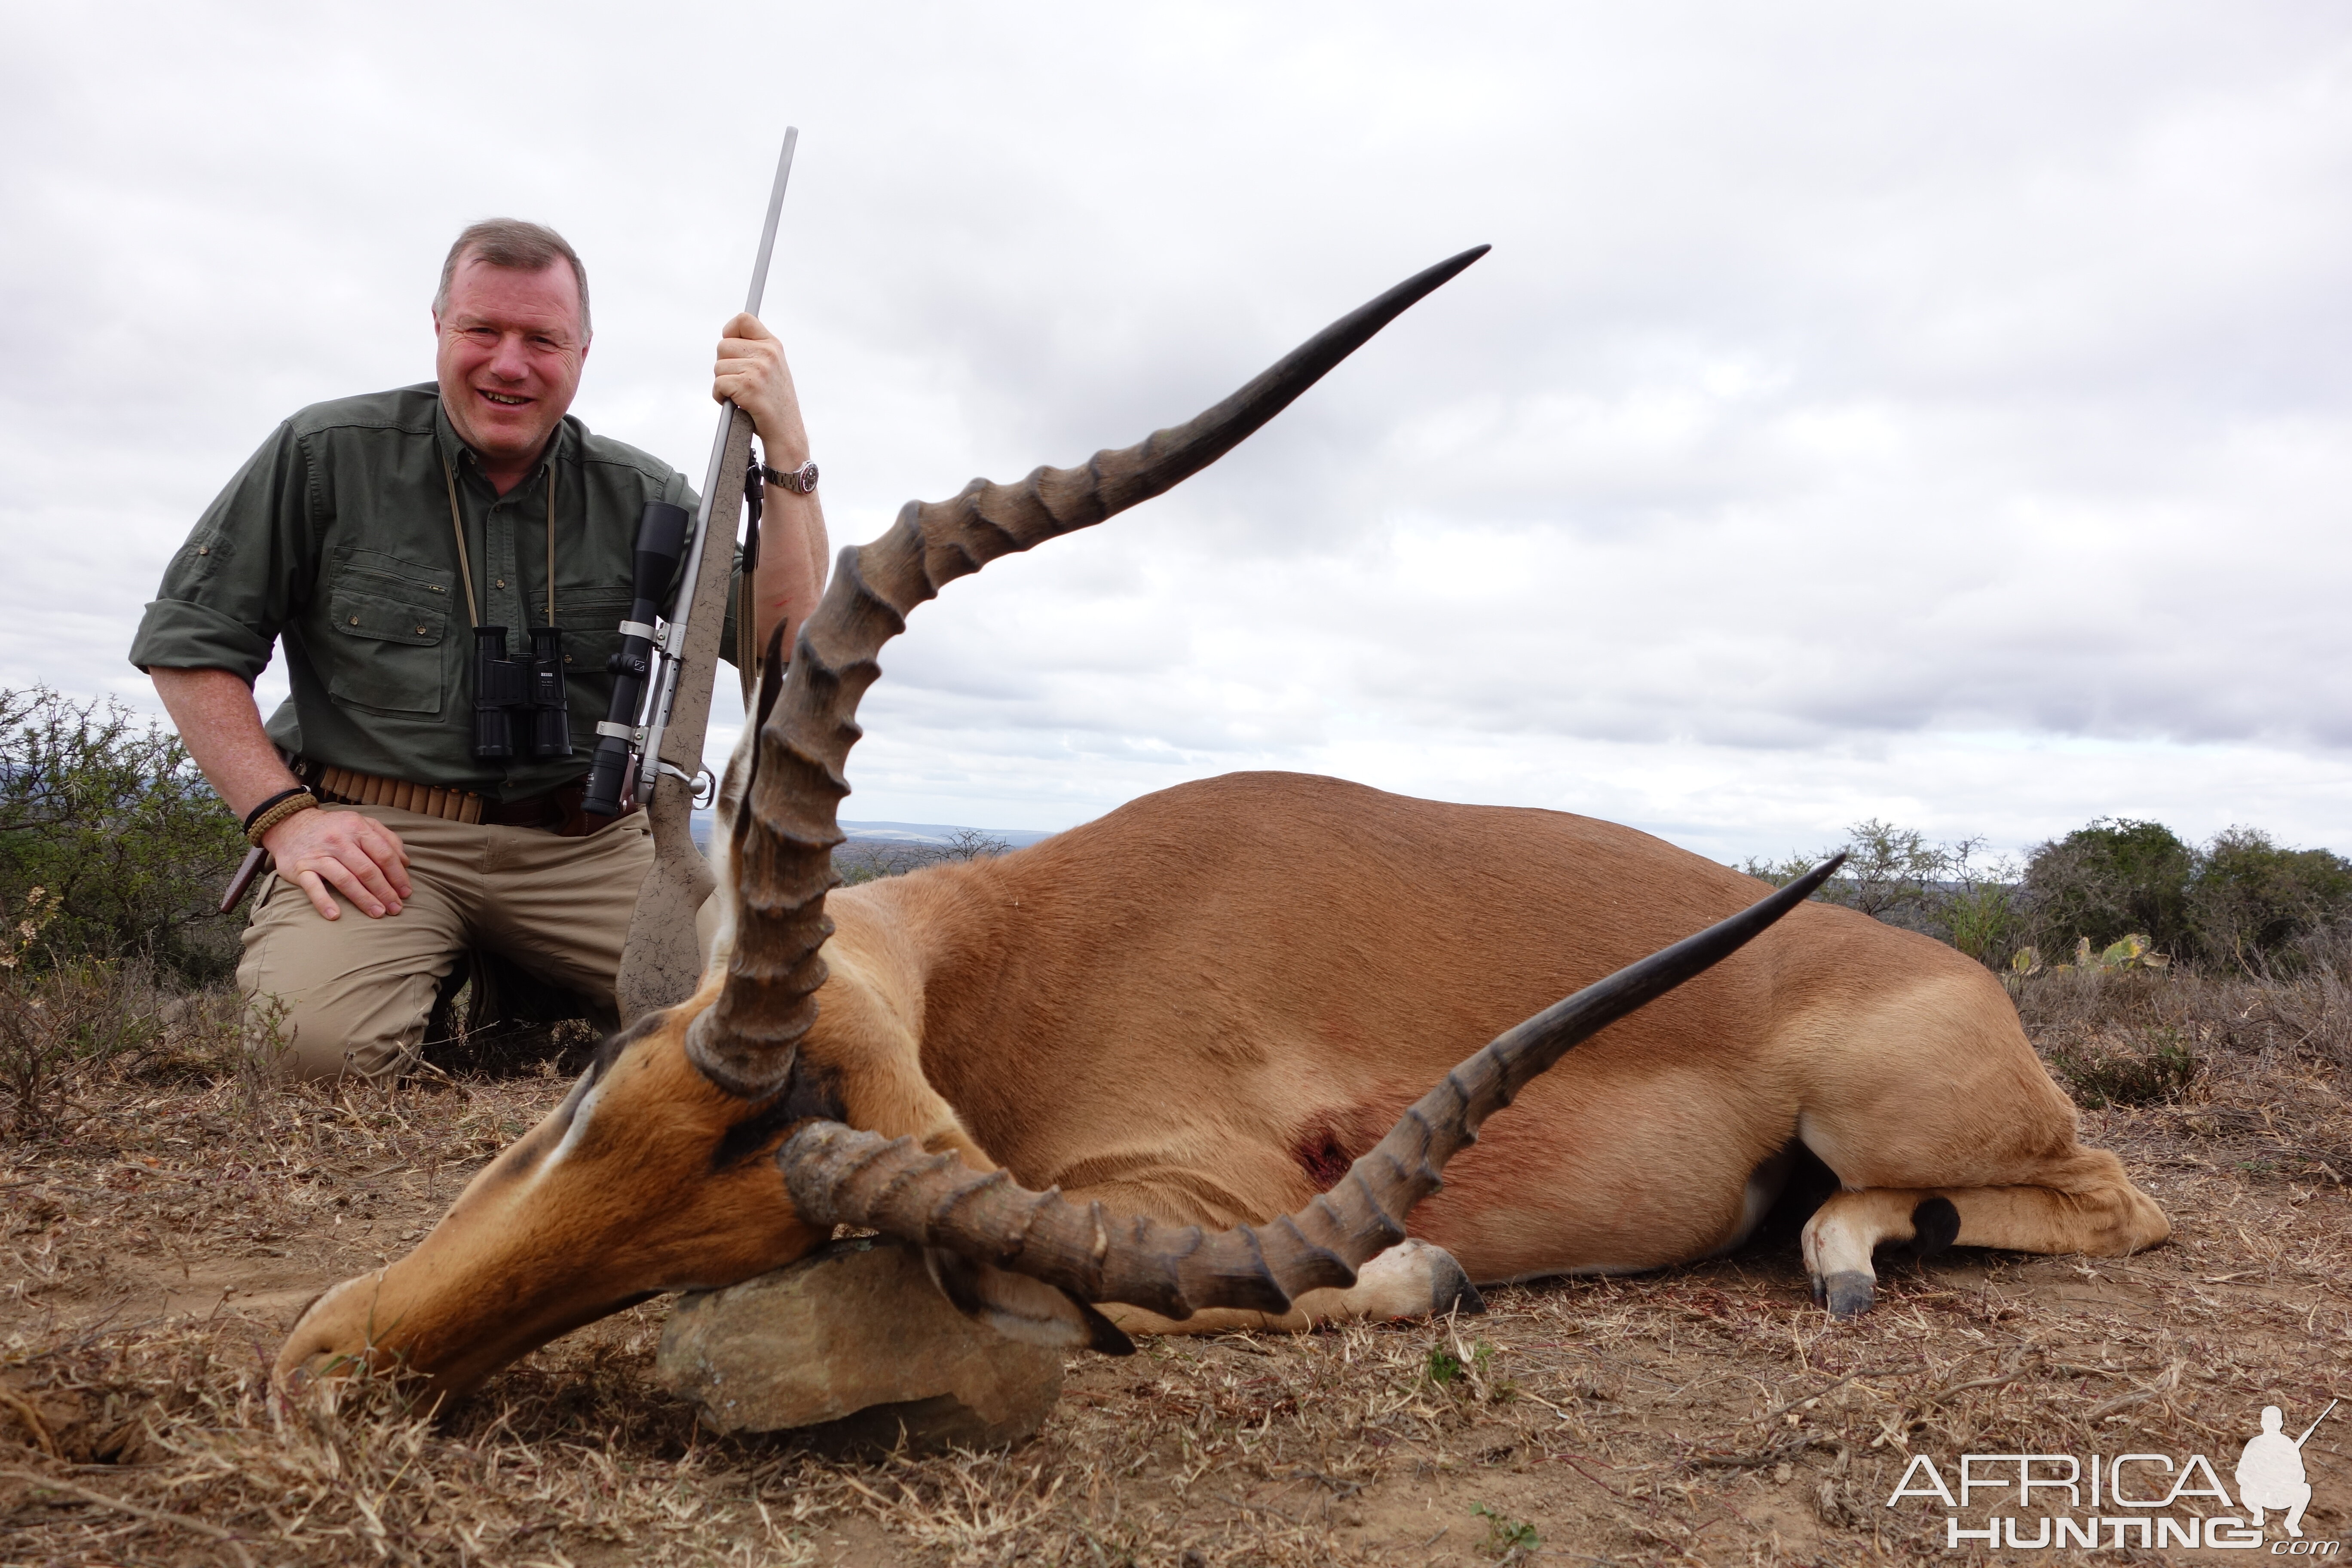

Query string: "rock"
[[656, 1236, 1063, 1452]]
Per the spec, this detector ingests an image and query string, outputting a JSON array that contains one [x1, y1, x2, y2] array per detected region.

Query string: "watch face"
[[795, 462, 819, 492]]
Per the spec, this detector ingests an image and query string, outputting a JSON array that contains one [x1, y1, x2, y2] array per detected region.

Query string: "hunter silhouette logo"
[[2239, 1400, 2335, 1540]]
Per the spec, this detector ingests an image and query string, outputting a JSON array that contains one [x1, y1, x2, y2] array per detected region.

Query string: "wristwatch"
[[760, 459, 819, 495]]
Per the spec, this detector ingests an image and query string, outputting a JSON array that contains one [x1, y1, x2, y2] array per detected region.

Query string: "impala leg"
[[1801, 1190, 1961, 1318], [1098, 1239, 1485, 1337], [1802, 1151, 2170, 1318], [915, 1232, 1482, 1352]]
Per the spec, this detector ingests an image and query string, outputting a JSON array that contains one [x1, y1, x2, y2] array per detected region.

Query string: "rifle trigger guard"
[[660, 761, 717, 808]]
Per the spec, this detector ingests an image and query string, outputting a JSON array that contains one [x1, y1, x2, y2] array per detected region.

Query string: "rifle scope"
[[582, 502, 691, 817]]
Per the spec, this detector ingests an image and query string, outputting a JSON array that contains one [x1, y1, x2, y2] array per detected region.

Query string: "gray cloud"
[[5, 0, 2350, 865]]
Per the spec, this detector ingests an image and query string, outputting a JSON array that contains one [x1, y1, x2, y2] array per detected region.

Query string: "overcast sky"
[[5, 2, 2348, 863]]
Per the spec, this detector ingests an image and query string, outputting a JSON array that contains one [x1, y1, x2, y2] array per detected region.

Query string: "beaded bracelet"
[[244, 788, 318, 847]]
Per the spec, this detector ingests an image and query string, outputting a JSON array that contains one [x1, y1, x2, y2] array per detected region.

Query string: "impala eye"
[[710, 1061, 845, 1175]]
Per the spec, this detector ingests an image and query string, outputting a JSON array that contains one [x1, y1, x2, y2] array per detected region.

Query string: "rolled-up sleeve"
[[128, 420, 316, 680]]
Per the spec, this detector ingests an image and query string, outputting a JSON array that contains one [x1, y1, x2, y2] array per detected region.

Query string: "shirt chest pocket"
[[555, 591, 635, 684], [325, 567, 453, 717]]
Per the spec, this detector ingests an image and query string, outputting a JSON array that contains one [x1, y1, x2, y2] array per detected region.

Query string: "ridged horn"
[[686, 245, 1492, 1096], [778, 855, 1848, 1318]]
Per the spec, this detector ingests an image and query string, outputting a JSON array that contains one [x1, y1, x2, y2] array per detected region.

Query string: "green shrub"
[[1748, 813, 2352, 977], [0, 687, 246, 983], [1942, 879, 2026, 968], [2020, 818, 2194, 961], [2016, 818, 2352, 974], [2187, 826, 2352, 972], [1470, 1502, 1540, 1558]]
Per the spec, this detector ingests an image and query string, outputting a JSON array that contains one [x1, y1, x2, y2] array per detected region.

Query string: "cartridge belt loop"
[[292, 760, 639, 838], [299, 760, 486, 826]]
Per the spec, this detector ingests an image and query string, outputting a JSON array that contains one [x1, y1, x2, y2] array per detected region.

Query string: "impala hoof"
[[1822, 1271, 1875, 1319], [1427, 1248, 1485, 1316]]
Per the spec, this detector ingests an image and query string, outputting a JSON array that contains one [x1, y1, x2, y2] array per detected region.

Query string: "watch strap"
[[758, 460, 820, 495]]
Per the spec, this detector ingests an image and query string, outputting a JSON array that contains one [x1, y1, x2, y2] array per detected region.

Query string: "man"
[[130, 219, 828, 1079]]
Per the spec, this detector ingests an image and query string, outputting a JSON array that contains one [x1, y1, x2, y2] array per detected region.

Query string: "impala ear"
[[922, 1247, 1135, 1356], [704, 621, 796, 983], [754, 619, 789, 734], [717, 622, 792, 820]]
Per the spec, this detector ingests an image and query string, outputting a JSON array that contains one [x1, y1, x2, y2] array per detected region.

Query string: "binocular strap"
[[440, 449, 558, 630]]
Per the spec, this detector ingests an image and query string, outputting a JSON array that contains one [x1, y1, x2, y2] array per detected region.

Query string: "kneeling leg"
[[1802, 1150, 2169, 1317]]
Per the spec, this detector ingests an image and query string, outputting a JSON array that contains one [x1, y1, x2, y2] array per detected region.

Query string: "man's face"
[[434, 254, 589, 469]]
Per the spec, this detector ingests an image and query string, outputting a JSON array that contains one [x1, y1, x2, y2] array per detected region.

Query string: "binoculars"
[[471, 625, 572, 762]]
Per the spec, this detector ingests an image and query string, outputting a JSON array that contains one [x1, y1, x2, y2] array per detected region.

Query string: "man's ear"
[[922, 1248, 1135, 1356]]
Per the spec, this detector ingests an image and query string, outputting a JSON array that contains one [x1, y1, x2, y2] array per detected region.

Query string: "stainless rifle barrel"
[[635, 128, 799, 803]]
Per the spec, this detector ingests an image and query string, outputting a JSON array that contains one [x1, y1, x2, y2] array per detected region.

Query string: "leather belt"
[[296, 761, 638, 839]]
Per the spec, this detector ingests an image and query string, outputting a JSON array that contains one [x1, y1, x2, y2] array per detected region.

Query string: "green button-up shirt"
[[129, 384, 737, 802]]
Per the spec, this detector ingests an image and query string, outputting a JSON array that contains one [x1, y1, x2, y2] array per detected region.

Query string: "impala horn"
[[686, 245, 1491, 1096], [778, 855, 1846, 1319]]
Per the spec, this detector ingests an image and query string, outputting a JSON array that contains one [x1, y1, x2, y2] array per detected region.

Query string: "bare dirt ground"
[[3, 991, 2349, 1566]]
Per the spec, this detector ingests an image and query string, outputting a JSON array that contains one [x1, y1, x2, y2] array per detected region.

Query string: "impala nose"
[[274, 1274, 381, 1387]]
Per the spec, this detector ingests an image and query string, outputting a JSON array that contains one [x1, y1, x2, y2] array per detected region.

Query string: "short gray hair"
[[434, 218, 592, 338]]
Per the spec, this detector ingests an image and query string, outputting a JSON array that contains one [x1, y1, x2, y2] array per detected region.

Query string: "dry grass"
[[2019, 943, 2352, 1179], [3, 964, 2348, 1566]]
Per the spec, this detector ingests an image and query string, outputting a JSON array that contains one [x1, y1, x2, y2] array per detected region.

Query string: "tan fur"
[[279, 770, 2166, 1400]]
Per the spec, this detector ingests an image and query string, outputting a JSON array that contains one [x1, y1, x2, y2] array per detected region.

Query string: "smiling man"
[[130, 219, 828, 1079]]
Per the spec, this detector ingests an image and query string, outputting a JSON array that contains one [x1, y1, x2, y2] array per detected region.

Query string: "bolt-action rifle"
[[585, 129, 799, 1020]]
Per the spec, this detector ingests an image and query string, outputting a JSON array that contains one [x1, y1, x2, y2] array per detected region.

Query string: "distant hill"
[[836, 820, 1055, 849], [689, 812, 1053, 854]]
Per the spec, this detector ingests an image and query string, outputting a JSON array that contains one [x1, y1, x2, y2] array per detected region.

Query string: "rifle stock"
[[614, 406, 756, 1020]]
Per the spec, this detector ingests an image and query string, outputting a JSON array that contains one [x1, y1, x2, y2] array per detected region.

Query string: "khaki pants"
[[238, 803, 666, 1080]]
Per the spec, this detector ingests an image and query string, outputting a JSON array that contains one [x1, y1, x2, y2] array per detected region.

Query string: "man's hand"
[[264, 806, 413, 921], [150, 665, 415, 922], [711, 312, 830, 663], [712, 312, 809, 461]]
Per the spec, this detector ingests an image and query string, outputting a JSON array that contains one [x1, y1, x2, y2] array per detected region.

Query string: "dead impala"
[[277, 248, 2167, 1401]]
